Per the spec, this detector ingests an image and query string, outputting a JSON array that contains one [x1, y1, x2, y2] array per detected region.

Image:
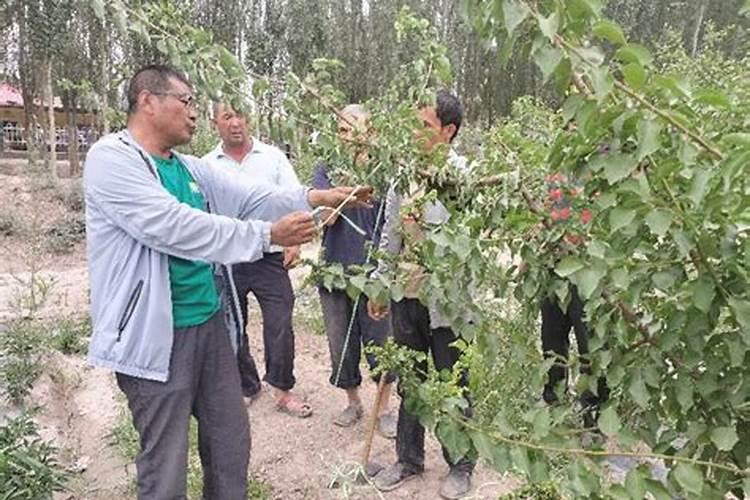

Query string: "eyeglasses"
[[151, 92, 196, 109]]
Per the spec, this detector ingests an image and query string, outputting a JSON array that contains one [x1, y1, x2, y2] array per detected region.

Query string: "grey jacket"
[[84, 130, 311, 381]]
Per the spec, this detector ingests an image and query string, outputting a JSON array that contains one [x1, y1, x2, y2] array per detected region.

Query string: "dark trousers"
[[318, 288, 396, 389], [541, 287, 609, 413], [391, 298, 475, 474], [116, 311, 250, 500], [233, 253, 296, 394]]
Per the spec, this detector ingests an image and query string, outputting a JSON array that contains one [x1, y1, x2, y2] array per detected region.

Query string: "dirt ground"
[[0, 172, 519, 499]]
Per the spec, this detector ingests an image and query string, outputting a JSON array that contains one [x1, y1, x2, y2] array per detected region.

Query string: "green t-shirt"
[[153, 155, 220, 329]]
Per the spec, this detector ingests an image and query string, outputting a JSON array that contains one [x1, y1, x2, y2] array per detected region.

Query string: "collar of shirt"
[[210, 137, 271, 164]]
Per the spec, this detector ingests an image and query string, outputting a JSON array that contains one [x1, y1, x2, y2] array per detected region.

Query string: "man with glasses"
[[84, 64, 370, 499]]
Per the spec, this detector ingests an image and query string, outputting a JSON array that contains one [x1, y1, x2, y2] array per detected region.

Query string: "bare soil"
[[0, 171, 518, 499]]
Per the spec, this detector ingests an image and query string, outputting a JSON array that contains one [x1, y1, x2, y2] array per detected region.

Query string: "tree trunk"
[[64, 91, 80, 176], [18, 4, 37, 154], [98, 22, 111, 134], [690, 0, 707, 57], [44, 61, 57, 180]]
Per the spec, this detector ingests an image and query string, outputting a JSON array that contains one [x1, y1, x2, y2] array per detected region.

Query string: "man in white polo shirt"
[[204, 103, 311, 417]]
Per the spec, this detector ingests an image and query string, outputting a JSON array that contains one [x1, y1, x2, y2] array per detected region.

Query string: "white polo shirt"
[[203, 138, 301, 253]]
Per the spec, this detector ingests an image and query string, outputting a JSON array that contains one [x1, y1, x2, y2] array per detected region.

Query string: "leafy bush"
[[0, 211, 19, 237], [45, 213, 85, 254], [0, 320, 47, 405], [48, 315, 91, 355], [0, 413, 67, 499], [54, 182, 85, 213]]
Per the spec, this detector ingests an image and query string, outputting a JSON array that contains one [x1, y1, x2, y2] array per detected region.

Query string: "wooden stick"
[[361, 374, 388, 467]]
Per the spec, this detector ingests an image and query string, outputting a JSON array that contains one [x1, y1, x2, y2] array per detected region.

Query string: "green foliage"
[[45, 213, 85, 255], [53, 182, 85, 213], [293, 284, 326, 337], [0, 413, 68, 499], [47, 315, 91, 356], [499, 481, 563, 499], [0, 321, 47, 405], [178, 116, 219, 158], [0, 211, 19, 237], [85, 1, 750, 498]]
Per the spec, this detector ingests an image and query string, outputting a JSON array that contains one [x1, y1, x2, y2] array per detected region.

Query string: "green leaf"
[[435, 420, 471, 463], [574, 267, 605, 300], [603, 153, 638, 184], [502, 0, 530, 36], [687, 169, 712, 207], [534, 46, 563, 82], [652, 271, 676, 290], [592, 20, 626, 45], [470, 432, 510, 471], [636, 118, 662, 161], [673, 463, 703, 496], [609, 208, 636, 232], [676, 381, 694, 412], [590, 66, 613, 101], [692, 278, 715, 314], [90, 0, 105, 20], [531, 408, 551, 438], [629, 370, 649, 408], [615, 43, 653, 67], [723, 132, 750, 147], [645, 210, 672, 237], [510, 446, 531, 475], [570, 0, 603, 17], [598, 406, 621, 436], [622, 62, 647, 90], [710, 426, 739, 451], [741, 0, 750, 16], [555, 256, 584, 278], [625, 467, 647, 499], [693, 89, 730, 109], [728, 297, 750, 343], [537, 12, 559, 42]]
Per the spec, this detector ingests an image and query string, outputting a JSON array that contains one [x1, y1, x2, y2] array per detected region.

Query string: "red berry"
[[580, 209, 593, 224]]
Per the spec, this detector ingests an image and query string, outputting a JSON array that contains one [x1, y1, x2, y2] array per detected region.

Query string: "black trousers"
[[116, 311, 250, 500], [391, 298, 475, 473], [541, 286, 609, 412], [233, 253, 296, 394]]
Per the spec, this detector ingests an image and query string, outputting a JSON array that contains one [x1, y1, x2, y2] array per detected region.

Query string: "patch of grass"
[[0, 320, 47, 405], [0, 412, 68, 498], [45, 212, 85, 254], [0, 210, 19, 236], [294, 285, 326, 337], [47, 315, 91, 355], [54, 182, 85, 213], [110, 402, 139, 461]]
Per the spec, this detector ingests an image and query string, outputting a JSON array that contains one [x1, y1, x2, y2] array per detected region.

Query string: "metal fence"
[[1, 122, 100, 152]]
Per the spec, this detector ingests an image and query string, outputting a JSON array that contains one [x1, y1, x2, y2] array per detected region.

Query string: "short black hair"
[[435, 89, 463, 142], [126, 64, 190, 114]]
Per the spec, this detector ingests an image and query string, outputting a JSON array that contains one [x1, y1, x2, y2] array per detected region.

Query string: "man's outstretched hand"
[[308, 186, 374, 211], [270, 212, 317, 247]]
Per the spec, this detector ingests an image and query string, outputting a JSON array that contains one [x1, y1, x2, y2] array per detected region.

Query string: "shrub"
[[0, 211, 19, 237], [48, 315, 91, 355], [0, 413, 68, 499], [45, 213, 85, 254], [0, 320, 47, 404]]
